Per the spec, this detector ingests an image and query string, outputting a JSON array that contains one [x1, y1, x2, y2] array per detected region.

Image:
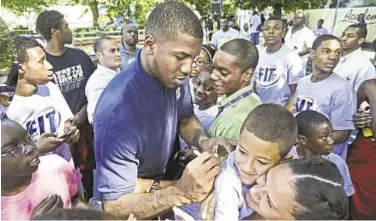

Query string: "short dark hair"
[[219, 39, 259, 73], [145, 1, 202, 41], [13, 36, 42, 64], [312, 34, 340, 51], [94, 37, 113, 53], [36, 10, 64, 41], [31, 208, 117, 220], [288, 158, 349, 220], [241, 104, 297, 158], [296, 110, 330, 137], [346, 24, 368, 39]]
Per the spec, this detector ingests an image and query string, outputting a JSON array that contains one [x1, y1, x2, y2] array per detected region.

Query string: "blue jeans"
[[250, 32, 259, 45]]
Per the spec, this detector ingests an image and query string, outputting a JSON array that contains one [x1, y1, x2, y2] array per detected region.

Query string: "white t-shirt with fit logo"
[[6, 82, 74, 161], [254, 44, 305, 106]]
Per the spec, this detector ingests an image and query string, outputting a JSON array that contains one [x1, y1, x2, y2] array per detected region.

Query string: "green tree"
[[236, 0, 328, 17], [2, 0, 57, 14], [0, 18, 17, 77]]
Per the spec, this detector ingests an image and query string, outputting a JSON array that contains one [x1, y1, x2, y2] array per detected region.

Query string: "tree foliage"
[[235, 0, 328, 16], [0, 18, 17, 77], [2, 0, 57, 14]]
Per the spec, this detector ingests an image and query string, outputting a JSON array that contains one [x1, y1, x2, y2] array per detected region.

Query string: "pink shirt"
[[1, 155, 81, 220]]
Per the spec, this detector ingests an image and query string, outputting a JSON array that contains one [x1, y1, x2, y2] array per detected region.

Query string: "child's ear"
[[298, 134, 307, 146], [18, 63, 26, 76], [242, 67, 254, 82]]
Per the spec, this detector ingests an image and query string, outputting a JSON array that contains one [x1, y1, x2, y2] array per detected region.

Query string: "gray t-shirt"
[[293, 74, 356, 158]]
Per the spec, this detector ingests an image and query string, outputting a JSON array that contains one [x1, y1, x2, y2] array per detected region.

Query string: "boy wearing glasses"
[[1, 118, 85, 220]]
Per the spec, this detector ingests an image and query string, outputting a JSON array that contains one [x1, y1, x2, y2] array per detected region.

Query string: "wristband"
[[149, 179, 161, 193]]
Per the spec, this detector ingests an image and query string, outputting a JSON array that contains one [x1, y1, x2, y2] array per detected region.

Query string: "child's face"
[[193, 71, 217, 106], [302, 122, 334, 156], [191, 50, 209, 78], [235, 129, 282, 185], [1, 120, 39, 178], [19, 46, 53, 85]]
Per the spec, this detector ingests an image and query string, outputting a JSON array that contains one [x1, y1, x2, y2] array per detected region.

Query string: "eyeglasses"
[[194, 58, 205, 66], [1, 137, 37, 158]]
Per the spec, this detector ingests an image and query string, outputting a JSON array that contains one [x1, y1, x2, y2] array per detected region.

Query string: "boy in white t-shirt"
[[254, 17, 304, 111], [179, 104, 297, 220], [6, 36, 80, 161], [291, 110, 355, 197]]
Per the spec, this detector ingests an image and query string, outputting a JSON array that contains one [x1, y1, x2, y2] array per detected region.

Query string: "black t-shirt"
[[46, 47, 95, 114]]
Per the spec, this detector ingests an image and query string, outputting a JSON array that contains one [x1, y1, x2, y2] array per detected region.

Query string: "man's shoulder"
[[66, 47, 90, 58]]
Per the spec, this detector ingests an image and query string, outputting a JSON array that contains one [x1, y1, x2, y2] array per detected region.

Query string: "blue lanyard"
[[217, 90, 253, 116]]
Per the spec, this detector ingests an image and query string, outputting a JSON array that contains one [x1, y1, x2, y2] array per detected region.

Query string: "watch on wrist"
[[149, 179, 162, 193]]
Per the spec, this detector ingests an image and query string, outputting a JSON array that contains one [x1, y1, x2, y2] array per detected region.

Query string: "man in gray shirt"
[[294, 35, 356, 160]]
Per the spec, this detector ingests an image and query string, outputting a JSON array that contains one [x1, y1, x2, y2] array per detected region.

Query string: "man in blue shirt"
[[94, 2, 233, 219], [120, 23, 141, 69]]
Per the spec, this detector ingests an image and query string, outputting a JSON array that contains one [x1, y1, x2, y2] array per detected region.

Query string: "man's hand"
[[353, 109, 372, 129], [63, 119, 80, 144], [30, 195, 64, 219], [36, 133, 66, 154], [200, 137, 236, 156], [175, 152, 220, 204]]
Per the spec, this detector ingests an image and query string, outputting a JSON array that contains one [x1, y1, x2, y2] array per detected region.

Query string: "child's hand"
[[36, 133, 65, 154], [30, 194, 64, 219], [63, 118, 80, 144]]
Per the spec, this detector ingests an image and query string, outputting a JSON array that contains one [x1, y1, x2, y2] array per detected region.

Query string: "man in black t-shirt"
[[36, 10, 96, 200]]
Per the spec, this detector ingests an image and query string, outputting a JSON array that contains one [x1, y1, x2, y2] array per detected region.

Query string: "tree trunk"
[[89, 0, 99, 28], [273, 3, 282, 18]]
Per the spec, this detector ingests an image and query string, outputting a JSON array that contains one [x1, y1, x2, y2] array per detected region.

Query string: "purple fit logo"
[[294, 96, 319, 113], [25, 107, 62, 138], [256, 66, 279, 87], [339, 8, 376, 25]]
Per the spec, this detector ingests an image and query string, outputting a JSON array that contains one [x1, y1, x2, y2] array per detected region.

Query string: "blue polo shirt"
[[93, 51, 194, 200]]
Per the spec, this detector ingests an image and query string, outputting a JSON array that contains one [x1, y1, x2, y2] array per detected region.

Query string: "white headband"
[[293, 174, 342, 187]]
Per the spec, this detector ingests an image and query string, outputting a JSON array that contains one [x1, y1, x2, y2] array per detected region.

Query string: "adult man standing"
[[285, 10, 315, 60], [254, 17, 304, 111], [120, 23, 140, 69], [334, 24, 376, 94], [94, 2, 232, 219], [209, 39, 262, 140], [240, 23, 251, 40], [313, 19, 328, 37], [249, 11, 262, 45], [211, 17, 239, 48], [86, 37, 122, 124], [36, 10, 97, 199]]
